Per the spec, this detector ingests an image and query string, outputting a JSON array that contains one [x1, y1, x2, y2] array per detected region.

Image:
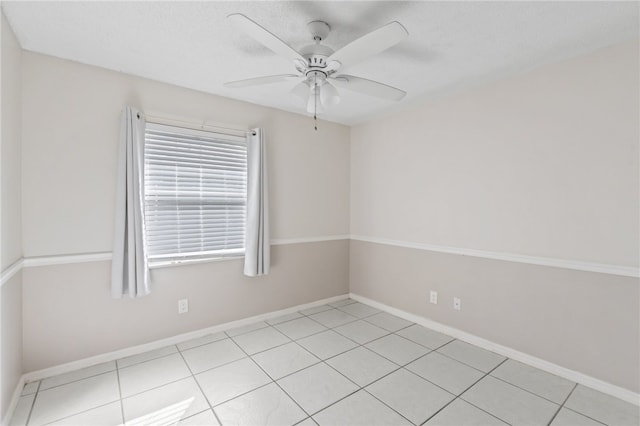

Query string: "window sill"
[[149, 255, 244, 270]]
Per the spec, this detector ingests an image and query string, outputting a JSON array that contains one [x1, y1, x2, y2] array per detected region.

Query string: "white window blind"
[[144, 122, 247, 262]]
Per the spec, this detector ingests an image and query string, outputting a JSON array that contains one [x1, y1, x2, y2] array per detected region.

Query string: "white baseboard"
[[21, 293, 348, 384], [1, 376, 25, 426], [3, 294, 349, 425], [349, 292, 640, 407]]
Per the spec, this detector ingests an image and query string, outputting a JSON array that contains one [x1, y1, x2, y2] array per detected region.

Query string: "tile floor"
[[10, 299, 640, 426]]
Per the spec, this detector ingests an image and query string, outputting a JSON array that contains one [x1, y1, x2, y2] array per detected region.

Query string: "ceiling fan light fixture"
[[306, 90, 324, 114], [291, 81, 310, 105], [320, 81, 340, 107]]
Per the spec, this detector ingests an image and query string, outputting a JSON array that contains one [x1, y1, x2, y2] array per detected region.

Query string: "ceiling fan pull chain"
[[314, 73, 318, 131]]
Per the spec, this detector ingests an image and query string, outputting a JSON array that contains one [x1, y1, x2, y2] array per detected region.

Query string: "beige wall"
[[1, 12, 23, 420], [20, 52, 350, 370], [350, 241, 639, 392], [23, 240, 349, 372], [350, 40, 640, 393]]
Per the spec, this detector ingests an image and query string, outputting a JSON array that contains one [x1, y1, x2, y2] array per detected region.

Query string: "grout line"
[[35, 364, 119, 392], [454, 358, 524, 425], [490, 371, 574, 406], [300, 325, 418, 423], [115, 363, 125, 424], [558, 406, 608, 426], [33, 400, 122, 426], [175, 346, 223, 425], [225, 327, 311, 420]]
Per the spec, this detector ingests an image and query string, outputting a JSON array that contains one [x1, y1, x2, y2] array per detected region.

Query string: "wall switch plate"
[[178, 298, 189, 314], [430, 291, 438, 304], [453, 297, 461, 311]]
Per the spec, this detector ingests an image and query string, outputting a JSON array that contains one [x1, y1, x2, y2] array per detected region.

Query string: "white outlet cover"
[[178, 299, 189, 314], [453, 297, 461, 310], [430, 291, 438, 304]]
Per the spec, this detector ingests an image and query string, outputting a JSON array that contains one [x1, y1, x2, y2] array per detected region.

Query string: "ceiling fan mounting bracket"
[[308, 20, 331, 41]]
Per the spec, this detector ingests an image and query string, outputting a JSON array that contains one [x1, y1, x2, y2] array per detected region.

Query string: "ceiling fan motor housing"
[[300, 42, 334, 70]]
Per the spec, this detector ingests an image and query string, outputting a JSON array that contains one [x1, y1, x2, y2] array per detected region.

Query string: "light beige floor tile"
[[215, 382, 307, 426], [334, 320, 388, 345], [396, 324, 454, 349], [122, 377, 209, 424], [366, 368, 454, 425], [437, 340, 505, 372], [29, 372, 120, 426], [231, 326, 290, 355], [296, 330, 358, 360], [119, 353, 191, 398], [48, 401, 122, 426], [564, 385, 639, 426], [313, 390, 412, 426], [309, 309, 358, 328], [491, 359, 575, 403], [462, 375, 559, 426], [196, 358, 271, 406], [277, 363, 358, 415], [407, 351, 484, 395], [364, 312, 413, 332], [326, 347, 398, 387], [181, 338, 245, 374], [251, 342, 319, 380], [365, 334, 429, 365], [40, 361, 116, 390], [274, 317, 327, 340], [425, 398, 507, 425]]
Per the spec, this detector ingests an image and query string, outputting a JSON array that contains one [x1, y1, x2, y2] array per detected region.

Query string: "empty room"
[[1, 1, 638, 425]]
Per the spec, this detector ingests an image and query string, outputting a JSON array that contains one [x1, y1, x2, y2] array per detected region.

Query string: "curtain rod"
[[143, 113, 256, 136]]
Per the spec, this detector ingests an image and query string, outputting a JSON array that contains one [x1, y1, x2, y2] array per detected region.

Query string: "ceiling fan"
[[225, 14, 409, 118]]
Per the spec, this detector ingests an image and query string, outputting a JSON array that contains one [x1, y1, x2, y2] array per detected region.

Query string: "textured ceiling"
[[3, 1, 638, 125]]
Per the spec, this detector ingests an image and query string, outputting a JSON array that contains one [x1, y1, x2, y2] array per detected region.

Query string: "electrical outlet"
[[453, 297, 461, 311], [429, 291, 438, 304], [178, 298, 189, 314]]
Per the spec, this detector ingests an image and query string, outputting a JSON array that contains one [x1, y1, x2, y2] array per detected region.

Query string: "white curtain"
[[244, 128, 270, 276], [111, 106, 150, 297]]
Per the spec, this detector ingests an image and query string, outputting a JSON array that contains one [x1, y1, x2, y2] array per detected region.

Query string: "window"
[[143, 122, 247, 264]]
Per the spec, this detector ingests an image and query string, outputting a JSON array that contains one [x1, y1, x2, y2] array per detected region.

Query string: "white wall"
[[20, 52, 351, 371], [1, 11, 23, 421], [352, 40, 639, 268], [350, 40, 640, 393]]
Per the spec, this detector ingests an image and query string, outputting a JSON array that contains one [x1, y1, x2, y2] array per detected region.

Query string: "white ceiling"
[[3, 1, 638, 125]]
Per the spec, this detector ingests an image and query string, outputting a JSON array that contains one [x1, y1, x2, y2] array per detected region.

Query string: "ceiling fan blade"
[[228, 14, 306, 63], [327, 21, 408, 68], [330, 75, 406, 101], [224, 74, 301, 88]]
